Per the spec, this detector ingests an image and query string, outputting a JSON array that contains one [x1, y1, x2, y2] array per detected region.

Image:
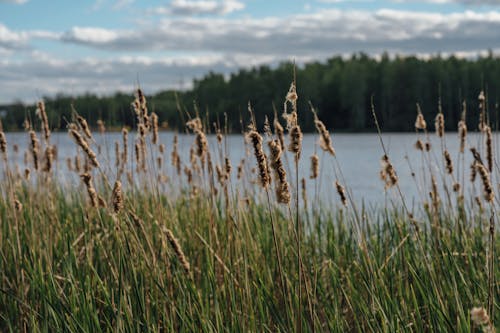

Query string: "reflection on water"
[[0, 131, 487, 206]]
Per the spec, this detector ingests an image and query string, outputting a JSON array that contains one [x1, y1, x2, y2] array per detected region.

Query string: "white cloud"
[[152, 0, 245, 16], [2, 7, 500, 102], [0, 53, 280, 103], [52, 9, 500, 58]]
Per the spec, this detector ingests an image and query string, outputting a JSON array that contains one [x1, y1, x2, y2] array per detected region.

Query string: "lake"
[[0, 131, 489, 207]]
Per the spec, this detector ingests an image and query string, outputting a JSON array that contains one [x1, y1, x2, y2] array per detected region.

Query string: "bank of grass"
[[0, 187, 497, 332], [0, 85, 498, 332]]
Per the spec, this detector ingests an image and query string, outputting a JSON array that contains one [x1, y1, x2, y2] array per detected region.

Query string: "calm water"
[[1, 131, 487, 206]]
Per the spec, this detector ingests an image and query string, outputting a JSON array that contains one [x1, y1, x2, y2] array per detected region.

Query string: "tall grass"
[[0, 84, 498, 332]]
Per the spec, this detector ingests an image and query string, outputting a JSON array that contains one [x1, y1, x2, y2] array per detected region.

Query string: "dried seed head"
[[246, 130, 270, 188], [415, 104, 427, 130], [29, 130, 39, 170], [458, 120, 467, 153], [444, 150, 453, 174], [186, 117, 203, 132], [80, 173, 98, 207], [310, 154, 319, 179], [335, 181, 347, 206], [36, 100, 51, 142], [164, 228, 191, 275], [196, 131, 208, 157], [42, 145, 54, 172], [224, 157, 232, 176], [476, 163, 494, 202], [470, 161, 478, 182], [151, 112, 159, 144], [453, 182, 461, 192], [425, 142, 431, 151], [380, 154, 398, 188], [435, 112, 444, 138], [76, 115, 92, 140], [69, 128, 99, 168], [112, 180, 123, 213], [13, 199, 22, 212], [430, 175, 440, 211], [268, 139, 290, 204], [415, 139, 424, 151], [485, 125, 493, 172], [470, 307, 491, 327], [313, 109, 335, 156], [288, 124, 303, 158], [122, 128, 128, 164], [0, 131, 7, 158]]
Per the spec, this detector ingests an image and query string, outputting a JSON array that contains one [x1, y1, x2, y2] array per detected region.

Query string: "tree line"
[[1, 52, 500, 132]]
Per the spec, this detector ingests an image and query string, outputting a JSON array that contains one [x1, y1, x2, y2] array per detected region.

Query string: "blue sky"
[[1, 0, 500, 103]]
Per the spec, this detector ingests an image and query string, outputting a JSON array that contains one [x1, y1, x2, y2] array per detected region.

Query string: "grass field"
[[0, 84, 498, 332]]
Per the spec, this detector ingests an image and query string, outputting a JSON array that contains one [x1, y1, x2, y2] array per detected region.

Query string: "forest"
[[2, 52, 500, 132]]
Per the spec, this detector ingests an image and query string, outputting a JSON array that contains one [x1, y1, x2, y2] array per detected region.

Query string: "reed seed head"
[[310, 154, 319, 179], [335, 180, 347, 206], [246, 130, 270, 189], [435, 112, 444, 138], [444, 150, 453, 174], [415, 104, 427, 130], [164, 228, 191, 275], [112, 180, 123, 213]]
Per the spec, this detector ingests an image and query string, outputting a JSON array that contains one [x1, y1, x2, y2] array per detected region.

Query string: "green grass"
[[0, 186, 497, 332]]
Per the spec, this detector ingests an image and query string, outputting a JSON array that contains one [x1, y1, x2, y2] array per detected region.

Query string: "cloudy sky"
[[1, 0, 500, 103]]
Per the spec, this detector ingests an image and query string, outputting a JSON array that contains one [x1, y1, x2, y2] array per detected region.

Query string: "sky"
[[1, 0, 500, 104]]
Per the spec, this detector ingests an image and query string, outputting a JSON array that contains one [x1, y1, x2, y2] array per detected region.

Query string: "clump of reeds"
[[380, 155, 398, 188], [335, 180, 347, 206], [112, 180, 123, 213], [310, 154, 319, 179], [69, 128, 99, 168], [36, 101, 51, 142], [268, 139, 291, 204], [80, 173, 98, 207], [164, 227, 191, 275], [246, 129, 270, 188]]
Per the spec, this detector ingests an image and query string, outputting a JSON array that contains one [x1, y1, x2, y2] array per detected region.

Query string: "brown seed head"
[[310, 154, 319, 179], [335, 181, 347, 206], [246, 130, 270, 188], [112, 180, 124, 213]]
